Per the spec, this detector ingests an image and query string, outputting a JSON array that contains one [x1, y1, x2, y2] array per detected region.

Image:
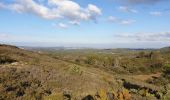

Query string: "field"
[[0, 44, 170, 100]]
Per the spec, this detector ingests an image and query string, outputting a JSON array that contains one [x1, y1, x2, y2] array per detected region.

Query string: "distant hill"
[[160, 46, 170, 53], [0, 44, 19, 49]]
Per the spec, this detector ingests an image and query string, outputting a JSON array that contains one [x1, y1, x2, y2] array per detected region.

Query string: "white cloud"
[[58, 23, 68, 29], [86, 4, 102, 21], [150, 11, 162, 16], [48, 0, 86, 20], [127, 0, 164, 5], [69, 20, 80, 25], [117, 0, 165, 5], [3, 0, 61, 19], [0, 33, 14, 42], [108, 16, 118, 22], [108, 16, 136, 25], [118, 6, 138, 13], [0, 33, 10, 39], [0, 0, 101, 22], [114, 32, 170, 42], [120, 19, 136, 25], [0, 2, 4, 8]]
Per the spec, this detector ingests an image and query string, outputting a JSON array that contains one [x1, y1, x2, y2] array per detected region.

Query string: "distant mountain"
[[20, 46, 65, 51]]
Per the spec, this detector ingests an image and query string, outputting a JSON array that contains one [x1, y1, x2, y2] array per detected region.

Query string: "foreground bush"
[[0, 55, 16, 64], [164, 64, 170, 75]]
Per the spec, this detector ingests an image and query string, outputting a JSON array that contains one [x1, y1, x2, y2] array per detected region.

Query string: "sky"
[[0, 0, 170, 48]]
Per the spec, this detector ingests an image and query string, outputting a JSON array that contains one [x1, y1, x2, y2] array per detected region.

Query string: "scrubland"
[[0, 44, 170, 100]]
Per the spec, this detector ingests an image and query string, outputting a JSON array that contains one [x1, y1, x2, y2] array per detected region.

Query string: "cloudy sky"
[[0, 0, 170, 48]]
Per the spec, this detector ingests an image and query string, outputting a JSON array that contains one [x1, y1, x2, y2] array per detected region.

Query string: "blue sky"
[[0, 0, 170, 48]]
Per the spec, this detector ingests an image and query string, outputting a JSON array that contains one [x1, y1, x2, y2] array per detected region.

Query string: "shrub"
[[69, 65, 83, 75], [95, 89, 107, 100], [0, 55, 16, 64], [75, 59, 80, 63], [122, 89, 131, 100], [137, 51, 145, 58], [85, 55, 96, 65], [164, 64, 170, 75]]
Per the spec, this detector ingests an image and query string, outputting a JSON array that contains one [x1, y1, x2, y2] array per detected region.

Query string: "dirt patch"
[[130, 73, 161, 81]]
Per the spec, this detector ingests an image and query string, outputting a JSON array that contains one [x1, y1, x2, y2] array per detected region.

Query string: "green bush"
[[69, 65, 83, 75], [85, 56, 96, 65], [164, 64, 170, 75]]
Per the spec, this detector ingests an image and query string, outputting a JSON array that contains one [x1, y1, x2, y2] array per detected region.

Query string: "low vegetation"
[[0, 44, 170, 99]]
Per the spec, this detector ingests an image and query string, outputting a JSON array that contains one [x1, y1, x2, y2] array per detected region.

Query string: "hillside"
[[0, 44, 170, 100], [160, 46, 170, 53]]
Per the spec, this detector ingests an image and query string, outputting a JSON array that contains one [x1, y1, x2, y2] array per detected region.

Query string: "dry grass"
[[0, 44, 170, 99]]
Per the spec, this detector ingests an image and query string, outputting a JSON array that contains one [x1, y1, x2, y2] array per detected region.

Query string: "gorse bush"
[[69, 65, 83, 75], [164, 64, 170, 75], [0, 55, 16, 64], [84, 54, 116, 68], [85, 55, 96, 65], [0, 67, 52, 100]]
